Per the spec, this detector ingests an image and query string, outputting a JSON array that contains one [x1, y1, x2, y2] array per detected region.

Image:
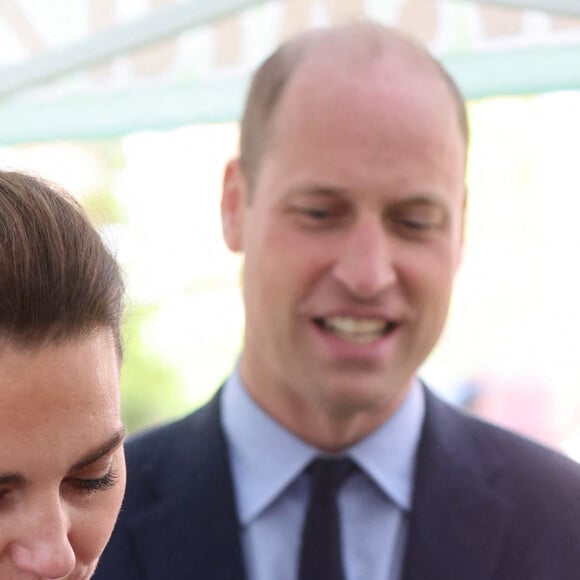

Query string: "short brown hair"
[[239, 22, 469, 193], [0, 170, 125, 357]]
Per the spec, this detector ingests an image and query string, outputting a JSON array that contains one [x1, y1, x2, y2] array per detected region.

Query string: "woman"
[[0, 170, 126, 579]]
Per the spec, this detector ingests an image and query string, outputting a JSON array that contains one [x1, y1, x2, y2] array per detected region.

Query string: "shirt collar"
[[348, 381, 424, 510], [221, 364, 425, 524]]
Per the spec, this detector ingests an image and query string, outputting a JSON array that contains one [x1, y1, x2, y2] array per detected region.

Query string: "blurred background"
[[1, 0, 580, 459]]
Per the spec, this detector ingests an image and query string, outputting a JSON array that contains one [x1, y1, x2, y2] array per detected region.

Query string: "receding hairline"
[[239, 22, 469, 191]]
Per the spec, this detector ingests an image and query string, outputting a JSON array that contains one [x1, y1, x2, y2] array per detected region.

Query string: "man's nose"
[[9, 499, 76, 578], [332, 217, 397, 299]]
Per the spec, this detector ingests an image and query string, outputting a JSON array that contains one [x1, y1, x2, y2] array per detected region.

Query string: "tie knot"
[[307, 457, 356, 498]]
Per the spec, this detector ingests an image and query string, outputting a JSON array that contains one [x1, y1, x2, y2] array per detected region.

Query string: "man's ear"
[[221, 159, 247, 253]]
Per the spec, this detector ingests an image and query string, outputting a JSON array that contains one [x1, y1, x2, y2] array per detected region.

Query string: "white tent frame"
[[1, 0, 579, 99], [477, 0, 580, 15], [0, 0, 265, 98], [1, 0, 579, 145]]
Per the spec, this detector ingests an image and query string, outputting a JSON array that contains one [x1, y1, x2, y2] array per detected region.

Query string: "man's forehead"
[[275, 42, 466, 151], [285, 41, 444, 104], [276, 50, 453, 128]]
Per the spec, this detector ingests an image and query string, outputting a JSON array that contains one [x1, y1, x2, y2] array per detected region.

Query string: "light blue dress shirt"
[[221, 368, 425, 580]]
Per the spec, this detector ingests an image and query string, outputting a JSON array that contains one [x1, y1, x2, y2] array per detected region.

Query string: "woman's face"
[[0, 329, 126, 579]]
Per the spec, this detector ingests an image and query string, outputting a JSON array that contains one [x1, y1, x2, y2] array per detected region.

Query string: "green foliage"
[[120, 302, 186, 433], [83, 186, 126, 226], [74, 139, 188, 434], [82, 142, 127, 226]]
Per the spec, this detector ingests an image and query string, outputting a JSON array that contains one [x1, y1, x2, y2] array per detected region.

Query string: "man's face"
[[222, 54, 466, 447]]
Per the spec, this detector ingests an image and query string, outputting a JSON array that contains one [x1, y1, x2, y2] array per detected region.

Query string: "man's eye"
[[400, 218, 433, 231], [300, 207, 331, 220], [70, 469, 119, 494], [391, 208, 444, 235]]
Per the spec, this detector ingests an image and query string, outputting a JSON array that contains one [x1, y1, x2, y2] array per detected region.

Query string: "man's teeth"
[[322, 317, 393, 344]]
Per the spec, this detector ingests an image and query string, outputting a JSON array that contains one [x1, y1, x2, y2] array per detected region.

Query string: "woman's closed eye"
[[70, 468, 120, 494], [63, 427, 126, 497]]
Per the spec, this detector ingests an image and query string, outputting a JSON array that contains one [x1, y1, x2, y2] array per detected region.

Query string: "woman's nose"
[[9, 501, 76, 578]]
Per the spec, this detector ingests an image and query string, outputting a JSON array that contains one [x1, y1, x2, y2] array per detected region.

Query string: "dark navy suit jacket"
[[95, 387, 580, 579]]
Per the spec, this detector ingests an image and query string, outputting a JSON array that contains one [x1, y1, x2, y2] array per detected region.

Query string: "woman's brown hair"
[[0, 170, 124, 357]]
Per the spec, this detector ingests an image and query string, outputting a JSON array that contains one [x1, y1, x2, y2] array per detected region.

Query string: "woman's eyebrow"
[[0, 473, 25, 485], [69, 426, 127, 472]]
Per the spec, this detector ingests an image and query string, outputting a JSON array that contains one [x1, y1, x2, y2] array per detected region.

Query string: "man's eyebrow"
[[287, 185, 348, 198], [395, 194, 445, 206], [0, 473, 25, 486], [289, 189, 447, 205], [69, 426, 127, 472]]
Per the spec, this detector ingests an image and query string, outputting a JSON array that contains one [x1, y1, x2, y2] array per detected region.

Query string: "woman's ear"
[[221, 159, 247, 253]]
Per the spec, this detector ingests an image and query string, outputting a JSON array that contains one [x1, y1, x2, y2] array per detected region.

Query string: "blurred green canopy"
[[1, 0, 580, 145]]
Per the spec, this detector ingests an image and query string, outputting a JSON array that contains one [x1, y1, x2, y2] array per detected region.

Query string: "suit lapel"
[[119, 386, 514, 579], [401, 389, 514, 580], [125, 393, 246, 580]]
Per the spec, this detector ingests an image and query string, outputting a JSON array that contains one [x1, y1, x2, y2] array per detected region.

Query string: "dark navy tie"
[[298, 457, 356, 580]]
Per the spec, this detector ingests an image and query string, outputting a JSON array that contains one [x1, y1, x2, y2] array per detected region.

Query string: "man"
[[97, 22, 580, 580]]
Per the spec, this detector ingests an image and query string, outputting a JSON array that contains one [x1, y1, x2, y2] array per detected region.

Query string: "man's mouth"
[[314, 316, 398, 344]]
